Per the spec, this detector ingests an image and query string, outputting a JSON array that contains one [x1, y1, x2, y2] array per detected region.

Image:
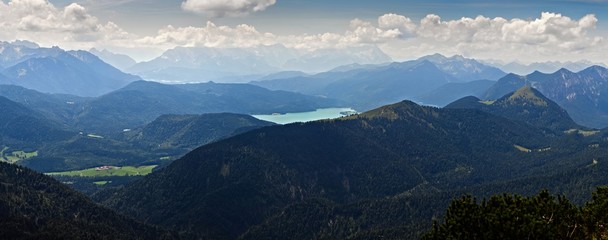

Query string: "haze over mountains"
[[89, 48, 137, 71], [416, 80, 496, 107], [3, 0, 608, 237], [3, 37, 608, 239], [128, 45, 392, 83], [485, 60, 608, 75], [0, 41, 140, 96], [0, 96, 73, 146], [3, 38, 607, 131], [0, 82, 337, 134], [253, 54, 506, 110], [0, 91, 277, 174]]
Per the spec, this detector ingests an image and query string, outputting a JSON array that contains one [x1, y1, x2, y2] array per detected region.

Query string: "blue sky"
[[47, 0, 608, 35], [2, 0, 607, 63]]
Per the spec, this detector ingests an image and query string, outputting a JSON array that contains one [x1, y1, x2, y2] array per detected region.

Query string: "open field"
[[0, 147, 38, 164], [94, 181, 112, 185], [47, 165, 157, 177]]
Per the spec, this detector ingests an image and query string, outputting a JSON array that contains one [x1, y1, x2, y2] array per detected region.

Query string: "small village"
[[95, 166, 118, 171]]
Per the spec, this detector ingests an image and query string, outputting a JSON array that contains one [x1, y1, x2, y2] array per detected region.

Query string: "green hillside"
[[99, 99, 597, 239], [122, 113, 275, 151], [47, 165, 157, 177]]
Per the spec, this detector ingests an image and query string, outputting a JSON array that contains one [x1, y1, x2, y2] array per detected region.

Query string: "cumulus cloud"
[[181, 0, 277, 17], [132, 13, 407, 51], [0, 0, 133, 47], [378, 13, 417, 38], [131, 11, 604, 63], [0, 1, 603, 64], [137, 22, 277, 48], [406, 12, 603, 61], [275, 14, 415, 50]]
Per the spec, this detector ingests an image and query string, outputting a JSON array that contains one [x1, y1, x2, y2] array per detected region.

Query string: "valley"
[[0, 146, 38, 164], [0, 4, 607, 238], [95, 92, 608, 239], [47, 165, 157, 177]]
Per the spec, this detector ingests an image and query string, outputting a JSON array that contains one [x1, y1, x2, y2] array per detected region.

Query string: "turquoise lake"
[[253, 108, 358, 124]]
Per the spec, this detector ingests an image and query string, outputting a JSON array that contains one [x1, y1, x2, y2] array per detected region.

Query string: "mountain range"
[[0, 84, 88, 127], [0, 81, 338, 134], [0, 86, 284, 174], [2, 80, 608, 239], [486, 59, 608, 75], [484, 66, 608, 128], [418, 54, 506, 81], [3, 39, 608, 239], [253, 54, 505, 110], [75, 80, 341, 133], [97, 87, 607, 239], [127, 45, 392, 83], [89, 48, 137, 71], [0, 42, 140, 97]]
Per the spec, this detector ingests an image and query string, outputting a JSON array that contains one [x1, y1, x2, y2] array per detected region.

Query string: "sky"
[[1, 0, 607, 64]]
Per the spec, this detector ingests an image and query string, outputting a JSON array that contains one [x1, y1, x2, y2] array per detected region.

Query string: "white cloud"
[[281, 12, 602, 60], [0, 1, 603, 64], [378, 13, 417, 38], [275, 15, 413, 51], [404, 12, 603, 62], [0, 0, 133, 47], [348, 18, 402, 43], [181, 0, 277, 17], [137, 22, 278, 48]]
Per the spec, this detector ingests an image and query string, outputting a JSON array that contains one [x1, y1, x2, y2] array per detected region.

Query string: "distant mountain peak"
[[417, 53, 506, 81], [419, 53, 472, 63], [556, 67, 574, 74], [580, 65, 608, 76], [528, 70, 545, 77], [419, 53, 467, 64], [0, 45, 140, 97], [10, 40, 39, 48], [413, 59, 441, 70], [66, 49, 99, 62], [420, 53, 448, 62], [588, 65, 607, 70], [505, 72, 525, 78], [451, 54, 466, 60], [490, 60, 607, 75]]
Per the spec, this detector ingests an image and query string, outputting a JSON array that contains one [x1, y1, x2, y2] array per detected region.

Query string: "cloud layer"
[[397, 12, 604, 61], [0, 0, 604, 64], [0, 0, 131, 46], [137, 22, 277, 48], [181, 0, 277, 17]]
